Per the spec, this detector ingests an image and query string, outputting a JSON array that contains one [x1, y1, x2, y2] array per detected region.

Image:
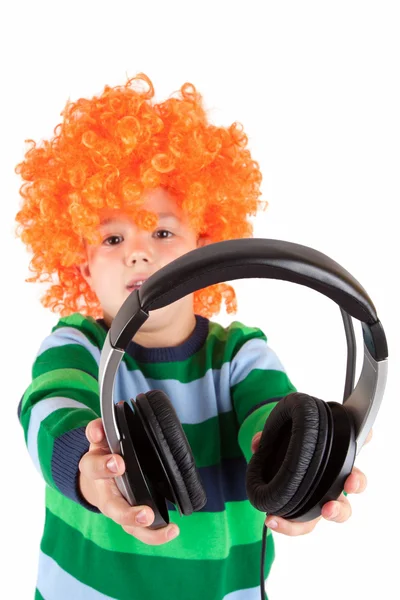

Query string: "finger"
[[100, 494, 179, 544], [343, 466, 368, 494], [321, 496, 352, 523], [79, 451, 125, 480], [251, 432, 262, 454], [364, 429, 373, 446], [86, 419, 108, 448], [122, 522, 180, 545], [101, 493, 155, 529], [265, 515, 321, 536]]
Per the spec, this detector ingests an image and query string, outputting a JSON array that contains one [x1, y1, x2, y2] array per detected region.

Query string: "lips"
[[126, 277, 149, 291]]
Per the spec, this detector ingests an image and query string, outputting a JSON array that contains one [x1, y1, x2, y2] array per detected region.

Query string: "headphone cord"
[[258, 309, 356, 600], [260, 524, 268, 600]]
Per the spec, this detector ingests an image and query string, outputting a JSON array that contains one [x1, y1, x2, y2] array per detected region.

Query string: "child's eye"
[[154, 229, 174, 239], [103, 235, 123, 246]]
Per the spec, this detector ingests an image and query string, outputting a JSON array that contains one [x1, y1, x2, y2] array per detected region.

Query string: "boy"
[[16, 73, 369, 599]]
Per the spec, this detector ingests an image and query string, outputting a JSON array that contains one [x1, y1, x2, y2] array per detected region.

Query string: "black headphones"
[[99, 238, 388, 598]]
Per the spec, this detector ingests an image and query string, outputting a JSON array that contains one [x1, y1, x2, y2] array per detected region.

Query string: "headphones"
[[99, 238, 388, 595]]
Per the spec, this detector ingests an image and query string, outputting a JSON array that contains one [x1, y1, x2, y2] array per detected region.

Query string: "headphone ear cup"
[[135, 390, 207, 515], [286, 401, 356, 521], [246, 392, 332, 517], [114, 401, 170, 528]]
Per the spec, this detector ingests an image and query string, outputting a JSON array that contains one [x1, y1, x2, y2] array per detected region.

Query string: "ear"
[[78, 262, 93, 288]]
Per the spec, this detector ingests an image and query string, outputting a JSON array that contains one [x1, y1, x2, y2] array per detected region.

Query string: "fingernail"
[[136, 510, 148, 525], [167, 526, 179, 540], [266, 519, 278, 529], [106, 457, 118, 473]]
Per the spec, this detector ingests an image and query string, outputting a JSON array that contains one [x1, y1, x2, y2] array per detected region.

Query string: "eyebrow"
[[100, 212, 179, 226]]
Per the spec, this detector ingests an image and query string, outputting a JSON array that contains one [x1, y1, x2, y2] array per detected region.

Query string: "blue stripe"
[[52, 427, 99, 513], [37, 551, 115, 600], [37, 326, 101, 365]]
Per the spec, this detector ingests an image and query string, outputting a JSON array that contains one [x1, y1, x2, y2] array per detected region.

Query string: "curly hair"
[[15, 73, 266, 319]]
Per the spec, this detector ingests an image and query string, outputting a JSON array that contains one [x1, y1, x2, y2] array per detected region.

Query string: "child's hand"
[[78, 418, 179, 545], [250, 428, 373, 536]]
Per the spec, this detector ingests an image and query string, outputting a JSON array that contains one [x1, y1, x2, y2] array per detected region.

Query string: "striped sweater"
[[18, 312, 296, 600]]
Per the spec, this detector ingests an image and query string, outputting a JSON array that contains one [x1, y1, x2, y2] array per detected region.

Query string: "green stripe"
[[183, 411, 241, 467], [20, 369, 99, 415], [208, 319, 267, 341], [35, 590, 45, 600], [52, 313, 107, 349], [126, 323, 267, 382], [238, 402, 280, 463], [120, 336, 225, 382], [42, 508, 274, 600], [21, 386, 100, 445], [232, 369, 296, 424], [45, 486, 270, 559], [33, 345, 99, 380]]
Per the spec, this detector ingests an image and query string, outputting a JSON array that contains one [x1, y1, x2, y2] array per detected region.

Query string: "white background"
[[1, 1, 399, 598]]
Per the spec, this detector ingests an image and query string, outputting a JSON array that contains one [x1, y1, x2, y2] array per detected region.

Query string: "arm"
[[229, 325, 296, 463], [18, 320, 102, 510], [18, 316, 180, 544]]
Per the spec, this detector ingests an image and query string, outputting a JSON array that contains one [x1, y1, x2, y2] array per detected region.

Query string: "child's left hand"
[[250, 428, 373, 536]]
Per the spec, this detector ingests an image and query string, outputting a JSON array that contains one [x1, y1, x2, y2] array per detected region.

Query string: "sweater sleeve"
[[229, 324, 297, 463], [18, 317, 104, 512]]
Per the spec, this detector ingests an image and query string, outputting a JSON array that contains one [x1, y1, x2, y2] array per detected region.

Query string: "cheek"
[[163, 240, 197, 261], [89, 254, 121, 285]]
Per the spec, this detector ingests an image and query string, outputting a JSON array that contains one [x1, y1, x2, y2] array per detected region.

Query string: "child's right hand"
[[78, 418, 180, 545]]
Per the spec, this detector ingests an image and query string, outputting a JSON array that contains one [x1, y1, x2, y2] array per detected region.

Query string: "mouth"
[[126, 279, 148, 292]]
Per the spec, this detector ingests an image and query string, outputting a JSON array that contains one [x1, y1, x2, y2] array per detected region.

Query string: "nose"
[[125, 235, 153, 265]]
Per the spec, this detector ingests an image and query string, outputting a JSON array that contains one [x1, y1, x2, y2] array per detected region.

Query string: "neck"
[[133, 313, 197, 348]]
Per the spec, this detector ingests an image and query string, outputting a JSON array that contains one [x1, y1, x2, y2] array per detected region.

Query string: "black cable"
[[258, 308, 357, 600], [260, 524, 268, 600]]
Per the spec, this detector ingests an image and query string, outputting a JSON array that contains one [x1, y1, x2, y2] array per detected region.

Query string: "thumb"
[[251, 432, 263, 454]]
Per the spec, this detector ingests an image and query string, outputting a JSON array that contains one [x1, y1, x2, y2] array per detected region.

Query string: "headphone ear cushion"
[[137, 390, 207, 515], [246, 392, 331, 517]]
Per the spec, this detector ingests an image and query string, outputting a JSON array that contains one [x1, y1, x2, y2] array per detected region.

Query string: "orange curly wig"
[[15, 73, 266, 319]]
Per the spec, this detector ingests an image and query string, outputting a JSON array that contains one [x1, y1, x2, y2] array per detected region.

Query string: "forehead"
[[99, 211, 180, 227]]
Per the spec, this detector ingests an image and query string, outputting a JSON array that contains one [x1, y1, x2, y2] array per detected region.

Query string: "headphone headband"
[[109, 239, 387, 360]]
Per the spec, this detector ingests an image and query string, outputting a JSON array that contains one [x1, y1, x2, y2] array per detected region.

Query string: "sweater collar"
[[96, 314, 209, 362]]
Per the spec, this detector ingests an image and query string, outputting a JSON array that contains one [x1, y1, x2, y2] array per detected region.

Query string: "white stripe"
[[27, 398, 88, 473], [37, 550, 116, 599]]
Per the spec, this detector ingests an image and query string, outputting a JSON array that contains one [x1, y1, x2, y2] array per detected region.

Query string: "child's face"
[[80, 187, 208, 330]]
